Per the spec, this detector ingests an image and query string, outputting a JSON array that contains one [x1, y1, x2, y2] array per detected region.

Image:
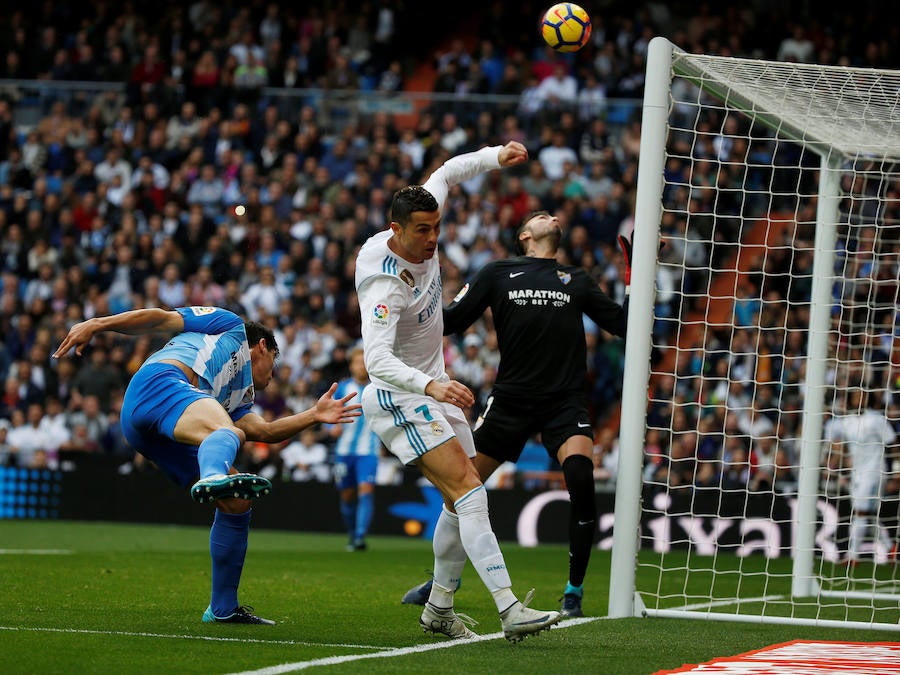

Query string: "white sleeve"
[[882, 418, 897, 445], [423, 145, 502, 212], [358, 275, 433, 394]]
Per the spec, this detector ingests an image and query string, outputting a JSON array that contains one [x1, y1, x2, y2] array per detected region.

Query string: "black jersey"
[[444, 256, 625, 398]]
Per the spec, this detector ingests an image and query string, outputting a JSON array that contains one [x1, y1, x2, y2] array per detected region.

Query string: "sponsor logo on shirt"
[[416, 276, 442, 323], [508, 289, 571, 307], [453, 283, 470, 303], [372, 303, 389, 326]]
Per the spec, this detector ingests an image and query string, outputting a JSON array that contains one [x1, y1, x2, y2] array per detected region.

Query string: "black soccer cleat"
[[401, 578, 433, 605], [560, 592, 584, 618]]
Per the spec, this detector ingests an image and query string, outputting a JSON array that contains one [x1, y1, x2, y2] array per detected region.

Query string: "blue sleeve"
[[177, 306, 243, 334], [230, 402, 253, 422]]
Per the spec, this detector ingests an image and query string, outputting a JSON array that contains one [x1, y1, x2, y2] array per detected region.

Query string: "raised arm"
[[52, 307, 185, 358], [423, 141, 528, 212]]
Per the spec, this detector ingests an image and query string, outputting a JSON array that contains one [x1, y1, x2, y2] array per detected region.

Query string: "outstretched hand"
[[52, 319, 97, 358], [316, 382, 363, 425]]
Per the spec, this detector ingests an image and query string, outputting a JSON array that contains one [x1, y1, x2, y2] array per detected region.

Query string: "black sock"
[[562, 454, 597, 588]]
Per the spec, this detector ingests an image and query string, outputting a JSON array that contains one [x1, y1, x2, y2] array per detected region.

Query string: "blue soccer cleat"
[[190, 473, 272, 503], [202, 605, 275, 625]]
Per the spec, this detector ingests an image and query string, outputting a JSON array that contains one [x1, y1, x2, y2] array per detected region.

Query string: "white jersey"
[[355, 145, 501, 395], [828, 410, 896, 478]]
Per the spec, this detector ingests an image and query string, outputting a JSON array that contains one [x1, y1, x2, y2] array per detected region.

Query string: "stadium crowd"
[[0, 0, 897, 492]]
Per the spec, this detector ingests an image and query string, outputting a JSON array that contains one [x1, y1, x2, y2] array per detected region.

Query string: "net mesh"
[[635, 49, 900, 628]]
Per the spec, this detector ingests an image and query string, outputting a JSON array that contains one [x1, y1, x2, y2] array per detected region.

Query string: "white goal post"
[[610, 36, 900, 630]]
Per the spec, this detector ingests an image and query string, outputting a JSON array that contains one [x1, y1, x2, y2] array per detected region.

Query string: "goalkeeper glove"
[[617, 233, 634, 287], [617, 233, 664, 290]]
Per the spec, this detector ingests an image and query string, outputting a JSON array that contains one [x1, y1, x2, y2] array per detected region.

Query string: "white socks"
[[454, 486, 515, 611], [429, 506, 467, 607]]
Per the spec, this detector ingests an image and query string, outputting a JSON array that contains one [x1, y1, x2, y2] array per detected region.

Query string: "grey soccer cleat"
[[499, 589, 561, 643]]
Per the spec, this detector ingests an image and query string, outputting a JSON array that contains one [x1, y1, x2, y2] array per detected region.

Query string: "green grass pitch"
[[0, 520, 896, 674]]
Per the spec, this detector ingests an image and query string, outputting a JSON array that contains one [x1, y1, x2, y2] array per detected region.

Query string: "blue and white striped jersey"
[[332, 377, 381, 457], [143, 306, 255, 419]]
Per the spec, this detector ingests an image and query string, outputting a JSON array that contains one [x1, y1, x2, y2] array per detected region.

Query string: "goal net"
[[609, 37, 900, 630]]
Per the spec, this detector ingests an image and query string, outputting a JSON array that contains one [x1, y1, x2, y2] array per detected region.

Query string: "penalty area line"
[[0, 626, 391, 650], [0, 549, 74, 555], [225, 616, 599, 675]]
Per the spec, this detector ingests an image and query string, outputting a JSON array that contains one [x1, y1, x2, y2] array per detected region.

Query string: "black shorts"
[[472, 391, 593, 464]]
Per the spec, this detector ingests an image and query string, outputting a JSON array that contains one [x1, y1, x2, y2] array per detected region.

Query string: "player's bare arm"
[[235, 382, 362, 443], [52, 308, 184, 357]]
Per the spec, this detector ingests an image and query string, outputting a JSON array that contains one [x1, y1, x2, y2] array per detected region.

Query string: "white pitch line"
[[0, 626, 391, 650], [0, 549, 74, 555], [224, 617, 599, 675]]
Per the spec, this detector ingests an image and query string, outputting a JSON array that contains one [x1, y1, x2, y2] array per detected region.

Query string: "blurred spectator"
[[280, 428, 330, 482], [70, 347, 124, 410], [241, 265, 288, 321], [536, 61, 578, 115], [777, 25, 816, 63], [0, 418, 10, 465], [537, 129, 579, 181], [8, 403, 53, 468]]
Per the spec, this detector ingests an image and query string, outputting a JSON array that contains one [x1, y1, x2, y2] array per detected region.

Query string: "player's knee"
[[224, 425, 246, 444], [563, 454, 595, 499]]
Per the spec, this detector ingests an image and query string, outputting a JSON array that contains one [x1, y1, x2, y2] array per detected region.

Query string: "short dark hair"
[[515, 210, 549, 254], [244, 320, 279, 358], [390, 185, 439, 226]]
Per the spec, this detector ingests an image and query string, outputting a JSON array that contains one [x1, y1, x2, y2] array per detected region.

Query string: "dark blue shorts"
[[121, 362, 210, 487], [332, 454, 378, 490]]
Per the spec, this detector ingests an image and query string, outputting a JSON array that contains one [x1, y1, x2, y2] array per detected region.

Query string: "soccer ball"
[[540, 3, 592, 53]]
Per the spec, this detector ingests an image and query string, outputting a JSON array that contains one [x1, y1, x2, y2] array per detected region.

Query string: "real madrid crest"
[[430, 421, 445, 435]]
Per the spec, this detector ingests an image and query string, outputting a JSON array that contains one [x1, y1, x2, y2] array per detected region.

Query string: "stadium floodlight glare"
[[611, 36, 900, 631]]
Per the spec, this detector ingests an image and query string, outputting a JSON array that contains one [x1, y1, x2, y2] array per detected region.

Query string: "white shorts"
[[361, 386, 475, 465], [851, 469, 883, 512]]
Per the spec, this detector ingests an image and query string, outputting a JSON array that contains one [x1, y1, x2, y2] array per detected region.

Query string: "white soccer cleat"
[[499, 589, 561, 643], [419, 602, 478, 639]]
